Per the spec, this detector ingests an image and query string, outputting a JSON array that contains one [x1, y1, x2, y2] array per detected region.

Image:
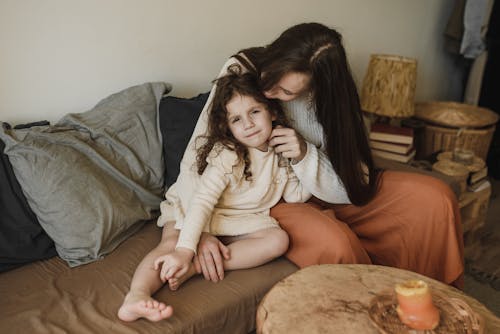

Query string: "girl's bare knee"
[[269, 228, 289, 256]]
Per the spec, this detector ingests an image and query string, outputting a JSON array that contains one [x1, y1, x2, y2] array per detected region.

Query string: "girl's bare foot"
[[118, 292, 173, 322], [168, 264, 198, 291]]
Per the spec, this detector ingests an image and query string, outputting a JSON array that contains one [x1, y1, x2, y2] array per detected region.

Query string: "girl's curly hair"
[[196, 64, 288, 180]]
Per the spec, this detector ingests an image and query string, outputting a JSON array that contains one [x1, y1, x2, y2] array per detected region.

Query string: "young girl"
[[117, 66, 311, 322]]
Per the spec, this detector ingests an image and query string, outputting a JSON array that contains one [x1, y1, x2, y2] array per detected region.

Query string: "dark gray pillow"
[[0, 138, 56, 272], [159, 93, 209, 188]]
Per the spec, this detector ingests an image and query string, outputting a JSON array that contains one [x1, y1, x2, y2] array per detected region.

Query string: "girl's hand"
[[194, 233, 230, 282], [269, 126, 307, 163], [154, 248, 195, 282]]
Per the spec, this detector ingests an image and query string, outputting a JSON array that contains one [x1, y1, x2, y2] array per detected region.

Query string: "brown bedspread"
[[0, 222, 297, 333]]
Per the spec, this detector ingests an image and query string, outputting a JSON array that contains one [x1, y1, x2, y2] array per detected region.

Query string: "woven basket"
[[415, 102, 499, 160], [421, 125, 495, 160]]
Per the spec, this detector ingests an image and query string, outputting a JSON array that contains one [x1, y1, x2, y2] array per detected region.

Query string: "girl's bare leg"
[[222, 227, 289, 270], [118, 223, 178, 322], [169, 227, 289, 291]]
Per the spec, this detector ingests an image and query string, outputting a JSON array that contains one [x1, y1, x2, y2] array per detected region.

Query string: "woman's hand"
[[269, 126, 307, 163], [154, 248, 195, 283], [193, 233, 231, 282]]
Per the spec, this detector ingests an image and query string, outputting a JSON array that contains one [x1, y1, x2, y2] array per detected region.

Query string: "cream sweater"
[[160, 145, 311, 252]]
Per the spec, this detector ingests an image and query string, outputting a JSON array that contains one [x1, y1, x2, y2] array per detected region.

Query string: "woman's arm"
[[269, 127, 350, 204], [291, 141, 350, 204], [282, 168, 312, 203], [181, 57, 246, 172]]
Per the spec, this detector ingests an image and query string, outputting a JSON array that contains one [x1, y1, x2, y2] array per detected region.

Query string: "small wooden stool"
[[256, 264, 500, 333], [432, 150, 491, 258], [459, 186, 492, 259]]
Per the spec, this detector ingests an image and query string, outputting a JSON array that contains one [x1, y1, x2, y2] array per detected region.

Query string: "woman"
[[181, 22, 464, 288]]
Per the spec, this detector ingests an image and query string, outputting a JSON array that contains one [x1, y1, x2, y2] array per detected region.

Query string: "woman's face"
[[264, 72, 311, 102]]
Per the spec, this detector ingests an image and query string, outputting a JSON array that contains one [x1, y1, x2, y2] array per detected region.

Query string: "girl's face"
[[263, 72, 311, 102], [226, 94, 276, 152]]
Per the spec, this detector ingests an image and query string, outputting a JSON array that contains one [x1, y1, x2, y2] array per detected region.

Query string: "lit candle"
[[395, 280, 440, 330]]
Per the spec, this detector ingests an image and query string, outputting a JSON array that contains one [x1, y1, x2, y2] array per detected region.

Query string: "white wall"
[[0, 0, 462, 124]]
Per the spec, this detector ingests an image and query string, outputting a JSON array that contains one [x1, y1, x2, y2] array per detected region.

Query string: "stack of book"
[[467, 166, 489, 192], [369, 123, 415, 163]]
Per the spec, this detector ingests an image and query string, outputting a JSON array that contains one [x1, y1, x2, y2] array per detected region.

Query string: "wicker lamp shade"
[[361, 54, 418, 118]]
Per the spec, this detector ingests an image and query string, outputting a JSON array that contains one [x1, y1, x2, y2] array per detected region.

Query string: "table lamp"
[[361, 54, 418, 124]]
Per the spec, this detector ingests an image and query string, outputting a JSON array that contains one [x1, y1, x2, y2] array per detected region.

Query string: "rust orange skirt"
[[270, 171, 464, 288]]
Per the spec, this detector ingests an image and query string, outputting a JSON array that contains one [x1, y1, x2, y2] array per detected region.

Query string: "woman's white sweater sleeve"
[[282, 169, 312, 203], [291, 142, 351, 204]]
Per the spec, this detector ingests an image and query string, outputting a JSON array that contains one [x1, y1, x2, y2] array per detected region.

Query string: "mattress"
[[0, 222, 297, 333]]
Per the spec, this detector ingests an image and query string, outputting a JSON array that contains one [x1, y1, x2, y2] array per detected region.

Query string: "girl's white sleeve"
[[291, 142, 351, 204], [175, 153, 233, 253]]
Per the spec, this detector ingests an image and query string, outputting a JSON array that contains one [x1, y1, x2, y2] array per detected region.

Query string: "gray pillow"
[[0, 82, 170, 267]]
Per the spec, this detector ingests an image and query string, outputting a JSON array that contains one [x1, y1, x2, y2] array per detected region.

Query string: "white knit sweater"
[[161, 145, 311, 252]]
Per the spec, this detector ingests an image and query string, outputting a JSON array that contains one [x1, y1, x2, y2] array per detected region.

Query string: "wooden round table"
[[256, 264, 500, 334]]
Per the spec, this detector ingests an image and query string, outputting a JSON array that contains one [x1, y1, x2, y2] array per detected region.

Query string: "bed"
[[0, 221, 297, 333]]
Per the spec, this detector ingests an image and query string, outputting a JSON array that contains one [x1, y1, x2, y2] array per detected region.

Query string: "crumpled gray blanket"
[[0, 82, 171, 267]]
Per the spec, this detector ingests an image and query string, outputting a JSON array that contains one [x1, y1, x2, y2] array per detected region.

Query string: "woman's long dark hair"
[[196, 65, 287, 180], [239, 22, 380, 205]]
